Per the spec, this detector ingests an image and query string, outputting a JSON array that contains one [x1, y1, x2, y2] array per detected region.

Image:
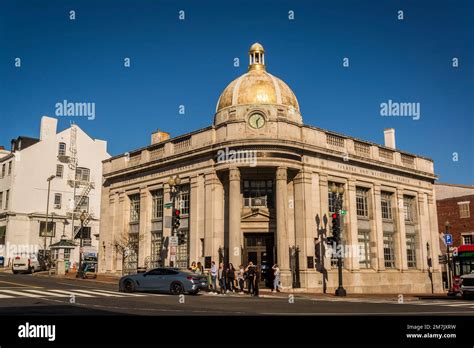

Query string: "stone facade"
[[98, 44, 443, 293]]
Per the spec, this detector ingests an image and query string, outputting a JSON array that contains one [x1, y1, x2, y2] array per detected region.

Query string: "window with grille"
[[403, 196, 415, 222], [358, 230, 371, 268], [406, 233, 417, 268], [176, 229, 189, 268], [459, 202, 470, 218], [58, 142, 66, 156], [356, 188, 369, 218], [151, 189, 164, 219], [150, 231, 163, 268], [243, 180, 274, 208], [383, 233, 395, 268], [129, 194, 140, 223], [463, 235, 473, 245], [54, 193, 62, 206], [39, 221, 56, 237], [381, 192, 393, 220], [56, 164, 64, 178]]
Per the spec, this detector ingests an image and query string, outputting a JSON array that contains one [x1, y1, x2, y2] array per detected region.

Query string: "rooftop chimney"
[[40, 116, 58, 141], [384, 128, 396, 149], [151, 130, 170, 145]]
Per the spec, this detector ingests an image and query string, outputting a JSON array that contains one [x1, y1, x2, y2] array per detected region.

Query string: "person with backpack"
[[245, 262, 256, 295]]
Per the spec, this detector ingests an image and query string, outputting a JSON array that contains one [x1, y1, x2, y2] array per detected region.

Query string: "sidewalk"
[[33, 271, 121, 285]]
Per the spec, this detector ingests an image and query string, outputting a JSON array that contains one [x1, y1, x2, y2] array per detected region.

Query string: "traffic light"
[[172, 209, 181, 230], [178, 232, 186, 245], [331, 212, 340, 240]]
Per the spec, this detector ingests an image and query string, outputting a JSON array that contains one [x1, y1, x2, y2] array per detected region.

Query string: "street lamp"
[[331, 183, 346, 296], [43, 175, 55, 270], [445, 220, 452, 292], [168, 175, 181, 267], [78, 210, 87, 277]]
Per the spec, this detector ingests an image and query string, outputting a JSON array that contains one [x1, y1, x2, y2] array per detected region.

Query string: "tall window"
[[327, 182, 342, 213], [358, 230, 371, 268], [403, 196, 415, 222], [151, 189, 163, 219], [75, 167, 90, 182], [39, 221, 56, 237], [5, 190, 9, 209], [406, 233, 417, 268], [58, 142, 66, 156], [0, 192, 3, 209], [129, 194, 140, 223], [383, 233, 395, 268], [381, 192, 393, 220], [459, 202, 470, 218], [56, 165, 64, 178], [54, 193, 62, 207], [243, 180, 274, 208], [356, 187, 369, 218], [178, 186, 190, 215], [74, 196, 89, 213], [1, 164, 5, 178], [8, 161, 12, 175]]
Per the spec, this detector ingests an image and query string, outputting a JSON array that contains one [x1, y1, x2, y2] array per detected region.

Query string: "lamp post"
[[78, 210, 86, 276], [331, 182, 346, 297], [43, 175, 55, 269], [168, 175, 181, 267], [445, 221, 451, 292]]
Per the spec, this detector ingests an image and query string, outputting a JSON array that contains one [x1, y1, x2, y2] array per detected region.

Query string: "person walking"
[[237, 265, 245, 293], [218, 262, 226, 294], [245, 262, 256, 295], [253, 265, 261, 297], [272, 264, 281, 292], [210, 261, 218, 292], [226, 263, 236, 293]]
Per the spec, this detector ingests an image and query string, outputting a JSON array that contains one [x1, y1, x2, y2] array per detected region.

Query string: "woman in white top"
[[237, 265, 245, 293], [272, 264, 281, 292]]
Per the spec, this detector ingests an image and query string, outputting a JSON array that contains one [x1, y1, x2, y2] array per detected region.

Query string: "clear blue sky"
[[1, 0, 473, 184]]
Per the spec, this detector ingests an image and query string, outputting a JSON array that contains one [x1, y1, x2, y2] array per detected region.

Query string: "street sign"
[[164, 202, 173, 209], [339, 210, 347, 215], [169, 236, 178, 247], [444, 234, 453, 246]]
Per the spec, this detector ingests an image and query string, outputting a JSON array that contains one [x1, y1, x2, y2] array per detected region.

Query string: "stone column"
[[417, 193, 429, 271], [138, 187, 151, 268], [116, 191, 127, 273], [396, 189, 408, 270], [373, 184, 384, 271], [204, 171, 224, 263], [427, 192, 440, 271], [293, 169, 315, 287], [229, 167, 241, 266], [189, 176, 199, 264], [276, 167, 290, 286], [163, 184, 172, 266], [347, 179, 359, 271]]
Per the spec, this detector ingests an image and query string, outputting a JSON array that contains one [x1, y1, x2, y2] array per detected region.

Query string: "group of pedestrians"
[[189, 260, 281, 296]]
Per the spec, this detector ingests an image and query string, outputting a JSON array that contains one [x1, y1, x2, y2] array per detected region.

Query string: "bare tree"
[[113, 230, 143, 275]]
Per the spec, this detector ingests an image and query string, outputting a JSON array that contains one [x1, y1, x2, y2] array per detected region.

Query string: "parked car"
[[119, 267, 208, 295], [460, 271, 474, 300], [12, 253, 41, 274]]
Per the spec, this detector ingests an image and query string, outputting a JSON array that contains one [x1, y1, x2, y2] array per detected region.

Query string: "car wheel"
[[12, 270, 19, 275], [170, 282, 184, 295], [29, 267, 34, 274], [123, 279, 136, 293]]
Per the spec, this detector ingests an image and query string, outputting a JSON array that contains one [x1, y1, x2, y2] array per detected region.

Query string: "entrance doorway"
[[243, 233, 274, 288]]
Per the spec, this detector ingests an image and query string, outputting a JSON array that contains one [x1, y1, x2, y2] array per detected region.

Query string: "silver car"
[[119, 268, 208, 295], [460, 272, 474, 300]]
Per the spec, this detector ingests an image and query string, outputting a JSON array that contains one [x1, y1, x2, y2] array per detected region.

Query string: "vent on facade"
[[354, 141, 370, 157], [326, 134, 345, 148], [150, 146, 164, 161], [174, 137, 191, 153], [379, 148, 394, 161], [401, 154, 415, 168]]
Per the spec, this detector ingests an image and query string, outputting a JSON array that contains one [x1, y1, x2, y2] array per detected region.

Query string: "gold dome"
[[216, 43, 299, 113]]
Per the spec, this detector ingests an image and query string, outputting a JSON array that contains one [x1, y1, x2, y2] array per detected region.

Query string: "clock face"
[[248, 113, 266, 129]]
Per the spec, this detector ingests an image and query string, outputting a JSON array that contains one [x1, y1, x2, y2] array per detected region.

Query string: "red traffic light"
[[174, 209, 180, 216], [332, 213, 338, 219]]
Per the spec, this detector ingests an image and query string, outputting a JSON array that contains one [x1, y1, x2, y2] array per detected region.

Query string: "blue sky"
[[0, 0, 473, 184]]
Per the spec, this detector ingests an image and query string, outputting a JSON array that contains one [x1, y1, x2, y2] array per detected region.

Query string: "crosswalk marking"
[[93, 289, 147, 297], [0, 289, 45, 298], [22, 289, 70, 297], [0, 288, 152, 299], [0, 293, 15, 298], [45, 290, 95, 297], [72, 289, 123, 297]]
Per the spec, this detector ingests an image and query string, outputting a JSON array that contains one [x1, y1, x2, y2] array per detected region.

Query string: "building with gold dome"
[[98, 43, 443, 293]]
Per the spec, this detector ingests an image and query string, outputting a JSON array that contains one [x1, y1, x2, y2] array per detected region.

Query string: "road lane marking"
[[72, 289, 124, 297], [92, 289, 148, 297], [0, 289, 44, 298], [0, 280, 40, 288], [21, 289, 70, 297], [0, 293, 15, 298], [46, 290, 94, 297]]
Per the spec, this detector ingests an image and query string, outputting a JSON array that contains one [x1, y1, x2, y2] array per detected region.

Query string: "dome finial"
[[249, 43, 265, 71]]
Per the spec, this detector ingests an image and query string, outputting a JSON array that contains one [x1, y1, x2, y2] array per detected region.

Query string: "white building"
[[0, 116, 109, 268]]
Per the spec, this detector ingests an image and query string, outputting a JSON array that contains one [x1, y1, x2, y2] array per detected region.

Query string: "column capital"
[[229, 167, 240, 181], [275, 166, 287, 181]]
